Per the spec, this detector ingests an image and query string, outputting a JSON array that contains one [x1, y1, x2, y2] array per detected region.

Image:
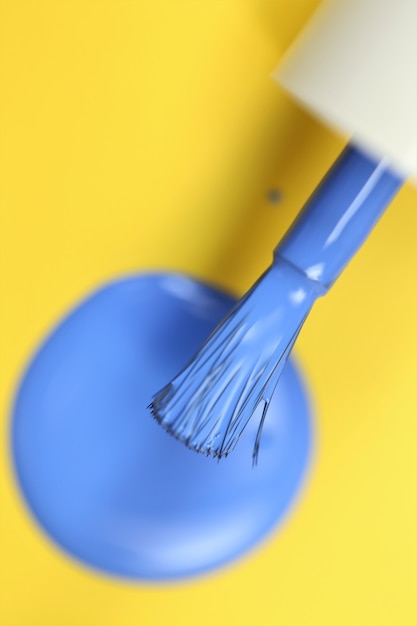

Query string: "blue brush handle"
[[275, 144, 402, 290]]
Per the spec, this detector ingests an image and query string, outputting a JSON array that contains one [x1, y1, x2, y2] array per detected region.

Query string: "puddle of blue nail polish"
[[11, 273, 313, 581]]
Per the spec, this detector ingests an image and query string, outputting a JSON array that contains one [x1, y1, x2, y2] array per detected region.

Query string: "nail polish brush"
[[150, 0, 417, 461]]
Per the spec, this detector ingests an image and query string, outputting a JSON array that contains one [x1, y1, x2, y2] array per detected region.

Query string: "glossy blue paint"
[[277, 145, 402, 288], [151, 262, 320, 459], [151, 145, 402, 458], [11, 274, 313, 580]]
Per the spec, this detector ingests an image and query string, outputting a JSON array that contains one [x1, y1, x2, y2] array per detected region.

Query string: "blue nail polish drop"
[[11, 273, 313, 581]]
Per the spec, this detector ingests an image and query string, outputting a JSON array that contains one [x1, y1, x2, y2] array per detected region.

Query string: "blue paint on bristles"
[[150, 145, 402, 461]]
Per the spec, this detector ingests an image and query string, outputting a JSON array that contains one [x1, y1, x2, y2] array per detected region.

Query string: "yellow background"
[[1, 2, 416, 625]]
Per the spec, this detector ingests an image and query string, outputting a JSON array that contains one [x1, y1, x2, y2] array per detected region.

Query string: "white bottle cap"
[[274, 0, 417, 180]]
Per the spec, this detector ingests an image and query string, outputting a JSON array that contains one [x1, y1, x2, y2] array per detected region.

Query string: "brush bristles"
[[150, 263, 316, 460]]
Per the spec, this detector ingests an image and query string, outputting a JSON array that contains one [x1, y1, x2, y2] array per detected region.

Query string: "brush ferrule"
[[274, 144, 402, 289]]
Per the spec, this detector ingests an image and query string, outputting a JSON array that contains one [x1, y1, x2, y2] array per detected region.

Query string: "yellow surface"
[[1, 2, 416, 625]]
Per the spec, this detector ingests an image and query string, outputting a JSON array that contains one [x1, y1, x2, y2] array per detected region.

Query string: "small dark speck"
[[267, 188, 283, 205]]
